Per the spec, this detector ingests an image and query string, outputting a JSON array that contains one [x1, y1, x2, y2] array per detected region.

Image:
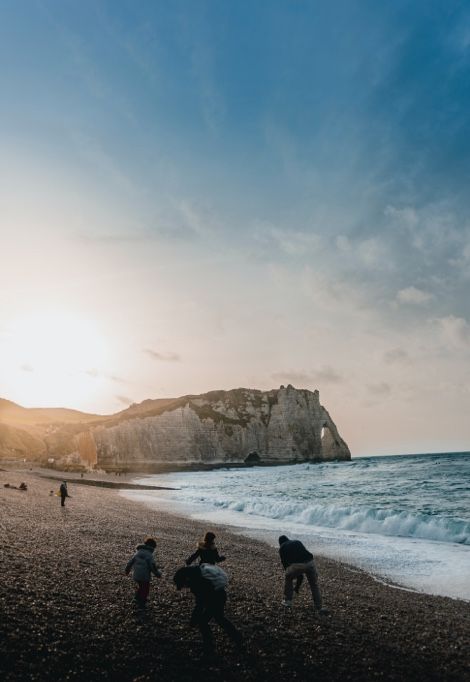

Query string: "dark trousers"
[[60, 495, 66, 507], [134, 581, 150, 607], [193, 590, 241, 653], [284, 560, 322, 609]]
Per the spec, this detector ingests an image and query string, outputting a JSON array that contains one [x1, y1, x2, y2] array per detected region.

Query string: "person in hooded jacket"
[[174, 564, 242, 655], [278, 535, 328, 614], [186, 531, 226, 566], [125, 537, 162, 609]]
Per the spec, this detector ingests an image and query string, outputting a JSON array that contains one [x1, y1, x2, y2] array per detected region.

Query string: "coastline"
[[124, 459, 470, 602], [1, 468, 469, 681], [42, 456, 349, 475]]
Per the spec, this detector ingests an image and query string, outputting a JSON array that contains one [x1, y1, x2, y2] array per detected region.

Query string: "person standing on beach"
[[174, 564, 242, 655], [186, 531, 226, 566], [278, 535, 328, 613], [125, 537, 162, 611], [59, 481, 69, 507]]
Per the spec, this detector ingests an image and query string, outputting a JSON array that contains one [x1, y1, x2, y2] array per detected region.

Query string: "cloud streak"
[[144, 349, 181, 362], [397, 287, 433, 305], [115, 395, 134, 406], [435, 315, 470, 351], [271, 366, 344, 387], [85, 369, 128, 383]]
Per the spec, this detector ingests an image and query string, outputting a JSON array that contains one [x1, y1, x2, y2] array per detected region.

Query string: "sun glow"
[[3, 312, 110, 409]]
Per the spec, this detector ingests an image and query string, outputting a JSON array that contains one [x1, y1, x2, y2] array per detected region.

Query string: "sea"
[[122, 452, 470, 600]]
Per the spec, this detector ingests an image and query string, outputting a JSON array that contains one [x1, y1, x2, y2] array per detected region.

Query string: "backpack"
[[200, 563, 228, 591]]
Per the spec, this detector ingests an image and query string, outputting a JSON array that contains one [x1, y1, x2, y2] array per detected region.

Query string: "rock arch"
[[319, 414, 349, 461]]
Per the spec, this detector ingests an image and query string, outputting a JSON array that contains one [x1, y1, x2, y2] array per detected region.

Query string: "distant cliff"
[[86, 386, 350, 470], [0, 386, 351, 470]]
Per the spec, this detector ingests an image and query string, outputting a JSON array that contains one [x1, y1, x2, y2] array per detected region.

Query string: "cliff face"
[[91, 386, 350, 471], [0, 386, 351, 470], [0, 423, 46, 459]]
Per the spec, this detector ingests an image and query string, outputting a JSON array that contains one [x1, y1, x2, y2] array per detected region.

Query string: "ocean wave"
[[185, 495, 470, 545]]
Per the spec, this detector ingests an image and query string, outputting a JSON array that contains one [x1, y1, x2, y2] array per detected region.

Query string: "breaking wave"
[[186, 496, 470, 545]]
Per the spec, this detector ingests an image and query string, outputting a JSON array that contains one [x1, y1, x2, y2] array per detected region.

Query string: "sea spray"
[[188, 497, 470, 545], [126, 452, 470, 599]]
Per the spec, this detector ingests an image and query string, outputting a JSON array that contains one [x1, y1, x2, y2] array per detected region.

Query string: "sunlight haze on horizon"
[[1, 1, 470, 457]]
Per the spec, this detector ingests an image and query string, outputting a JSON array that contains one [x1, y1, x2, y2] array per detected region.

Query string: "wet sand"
[[0, 470, 469, 681]]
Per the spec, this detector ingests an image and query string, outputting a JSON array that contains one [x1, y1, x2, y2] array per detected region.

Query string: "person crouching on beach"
[[186, 531, 226, 566], [174, 564, 242, 655], [278, 535, 328, 614], [125, 537, 162, 610]]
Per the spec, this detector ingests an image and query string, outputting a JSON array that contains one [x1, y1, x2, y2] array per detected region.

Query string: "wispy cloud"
[[271, 371, 314, 386], [71, 132, 138, 194], [109, 374, 126, 384], [190, 39, 225, 133], [272, 366, 344, 387], [78, 230, 157, 244], [85, 369, 128, 383], [115, 395, 134, 406], [449, 242, 470, 272], [176, 7, 225, 133], [144, 349, 181, 362], [357, 238, 389, 270], [333, 234, 394, 276], [176, 199, 218, 240], [367, 382, 392, 396], [384, 203, 466, 265], [383, 348, 409, 365], [435, 315, 470, 350], [384, 205, 419, 230], [397, 286, 433, 305], [254, 221, 322, 257], [310, 367, 345, 384], [86, 368, 99, 378]]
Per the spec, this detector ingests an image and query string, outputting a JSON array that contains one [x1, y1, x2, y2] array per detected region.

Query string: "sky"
[[1, 0, 470, 456]]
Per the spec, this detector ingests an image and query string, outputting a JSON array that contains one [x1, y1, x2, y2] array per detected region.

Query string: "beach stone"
[[1, 470, 469, 681]]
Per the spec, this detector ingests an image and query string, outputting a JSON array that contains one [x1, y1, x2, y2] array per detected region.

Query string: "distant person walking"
[[59, 481, 69, 507], [174, 564, 242, 655], [186, 531, 226, 566], [278, 535, 328, 614], [125, 537, 162, 611]]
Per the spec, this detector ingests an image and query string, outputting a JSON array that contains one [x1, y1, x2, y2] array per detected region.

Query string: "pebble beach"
[[1, 469, 469, 681]]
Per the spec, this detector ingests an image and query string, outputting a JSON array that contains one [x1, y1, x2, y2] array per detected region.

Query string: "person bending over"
[[278, 535, 328, 614], [174, 564, 242, 655]]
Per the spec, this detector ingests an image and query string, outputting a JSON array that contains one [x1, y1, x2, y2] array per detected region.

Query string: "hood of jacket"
[[136, 544, 154, 553], [198, 541, 215, 550]]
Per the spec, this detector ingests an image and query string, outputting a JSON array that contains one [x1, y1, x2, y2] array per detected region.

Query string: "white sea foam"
[[125, 453, 470, 599], [181, 496, 470, 545], [124, 487, 470, 600]]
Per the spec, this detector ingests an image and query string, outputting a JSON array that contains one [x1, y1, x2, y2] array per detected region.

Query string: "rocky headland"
[[0, 386, 350, 472]]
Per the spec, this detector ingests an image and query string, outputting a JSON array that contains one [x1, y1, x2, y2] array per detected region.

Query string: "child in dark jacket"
[[186, 531, 226, 566], [125, 537, 162, 609]]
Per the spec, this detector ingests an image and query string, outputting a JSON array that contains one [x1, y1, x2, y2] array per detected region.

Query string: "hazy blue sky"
[[1, 1, 470, 455]]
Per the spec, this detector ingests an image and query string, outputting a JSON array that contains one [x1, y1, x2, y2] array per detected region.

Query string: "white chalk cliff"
[[0, 387, 351, 470], [89, 385, 350, 471]]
